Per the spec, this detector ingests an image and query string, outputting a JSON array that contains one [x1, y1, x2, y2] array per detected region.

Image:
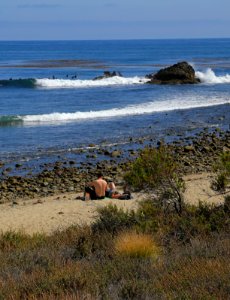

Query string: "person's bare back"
[[85, 173, 107, 199], [90, 178, 107, 197]]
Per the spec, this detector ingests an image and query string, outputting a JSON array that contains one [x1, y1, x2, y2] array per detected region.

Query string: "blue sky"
[[0, 0, 229, 40]]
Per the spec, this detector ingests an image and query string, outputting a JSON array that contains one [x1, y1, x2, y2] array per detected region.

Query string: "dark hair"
[[97, 172, 103, 178]]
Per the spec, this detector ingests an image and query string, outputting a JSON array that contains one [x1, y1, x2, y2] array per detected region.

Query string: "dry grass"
[[114, 231, 161, 259], [0, 199, 229, 299], [155, 255, 230, 299]]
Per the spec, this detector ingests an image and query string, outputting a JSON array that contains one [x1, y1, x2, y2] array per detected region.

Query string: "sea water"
[[0, 39, 229, 171]]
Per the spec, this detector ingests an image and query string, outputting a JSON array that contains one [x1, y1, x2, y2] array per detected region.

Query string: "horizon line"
[[0, 37, 230, 42]]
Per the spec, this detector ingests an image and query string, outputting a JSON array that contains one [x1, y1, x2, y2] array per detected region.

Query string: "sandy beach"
[[0, 191, 143, 235], [0, 172, 228, 235]]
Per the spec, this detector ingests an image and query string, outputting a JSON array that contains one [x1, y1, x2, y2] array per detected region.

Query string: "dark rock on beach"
[[93, 71, 122, 80], [146, 61, 200, 84]]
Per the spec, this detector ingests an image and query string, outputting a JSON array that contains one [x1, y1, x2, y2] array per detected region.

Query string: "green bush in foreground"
[[224, 194, 230, 211], [212, 151, 230, 191], [0, 231, 46, 253], [125, 145, 185, 214], [92, 204, 137, 235], [144, 198, 227, 238]]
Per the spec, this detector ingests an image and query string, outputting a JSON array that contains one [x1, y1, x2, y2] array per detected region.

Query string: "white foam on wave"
[[35, 70, 230, 88], [22, 95, 229, 124], [35, 76, 148, 88], [196, 68, 230, 84]]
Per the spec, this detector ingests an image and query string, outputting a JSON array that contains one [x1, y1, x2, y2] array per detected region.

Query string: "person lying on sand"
[[110, 190, 132, 200], [85, 173, 107, 200], [105, 179, 132, 200]]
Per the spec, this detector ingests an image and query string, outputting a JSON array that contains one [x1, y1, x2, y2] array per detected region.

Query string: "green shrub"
[[92, 204, 137, 235], [134, 199, 229, 243], [72, 230, 113, 260], [213, 173, 228, 191], [125, 145, 185, 214], [212, 151, 230, 191], [0, 231, 45, 252], [135, 199, 161, 233], [124, 146, 177, 190], [224, 195, 230, 211], [164, 202, 230, 244]]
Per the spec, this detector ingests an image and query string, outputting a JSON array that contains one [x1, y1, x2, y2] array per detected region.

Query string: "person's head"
[[97, 172, 103, 179]]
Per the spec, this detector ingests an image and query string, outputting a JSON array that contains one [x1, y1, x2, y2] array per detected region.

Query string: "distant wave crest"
[[0, 76, 147, 89], [0, 78, 36, 88], [35, 76, 148, 88], [196, 68, 230, 84], [0, 115, 23, 126], [1, 71, 230, 89]]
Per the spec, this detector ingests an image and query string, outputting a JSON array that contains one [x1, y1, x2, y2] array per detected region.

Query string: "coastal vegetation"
[[124, 145, 185, 215], [0, 197, 229, 299], [0, 141, 229, 299], [212, 151, 230, 191]]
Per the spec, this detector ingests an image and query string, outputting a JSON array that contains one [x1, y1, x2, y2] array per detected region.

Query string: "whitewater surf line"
[[0, 69, 230, 89], [0, 95, 227, 126], [196, 68, 230, 84], [195, 69, 230, 84], [0, 76, 147, 89], [35, 76, 148, 88]]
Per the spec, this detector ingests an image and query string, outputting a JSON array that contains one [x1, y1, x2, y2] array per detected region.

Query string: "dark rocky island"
[[93, 71, 122, 80], [146, 61, 200, 84]]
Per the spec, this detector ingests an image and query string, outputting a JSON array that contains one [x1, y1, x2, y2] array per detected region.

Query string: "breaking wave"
[[1, 94, 228, 126], [35, 76, 148, 88], [0, 78, 36, 88], [1, 70, 230, 89], [0, 76, 147, 89], [196, 68, 230, 84], [0, 116, 23, 126]]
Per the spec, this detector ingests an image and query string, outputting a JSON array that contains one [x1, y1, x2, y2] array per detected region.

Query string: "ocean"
[[0, 39, 230, 175]]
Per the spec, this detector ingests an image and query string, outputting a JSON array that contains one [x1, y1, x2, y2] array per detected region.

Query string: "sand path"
[[0, 172, 229, 235]]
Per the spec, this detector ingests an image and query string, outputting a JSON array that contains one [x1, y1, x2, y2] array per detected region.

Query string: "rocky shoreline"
[[0, 128, 229, 204]]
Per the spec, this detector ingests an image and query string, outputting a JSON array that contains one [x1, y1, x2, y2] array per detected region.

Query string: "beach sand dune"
[[0, 172, 229, 235]]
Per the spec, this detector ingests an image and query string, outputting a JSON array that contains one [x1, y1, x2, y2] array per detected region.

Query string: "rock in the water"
[[146, 62, 200, 84], [111, 150, 122, 158], [93, 71, 122, 80]]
